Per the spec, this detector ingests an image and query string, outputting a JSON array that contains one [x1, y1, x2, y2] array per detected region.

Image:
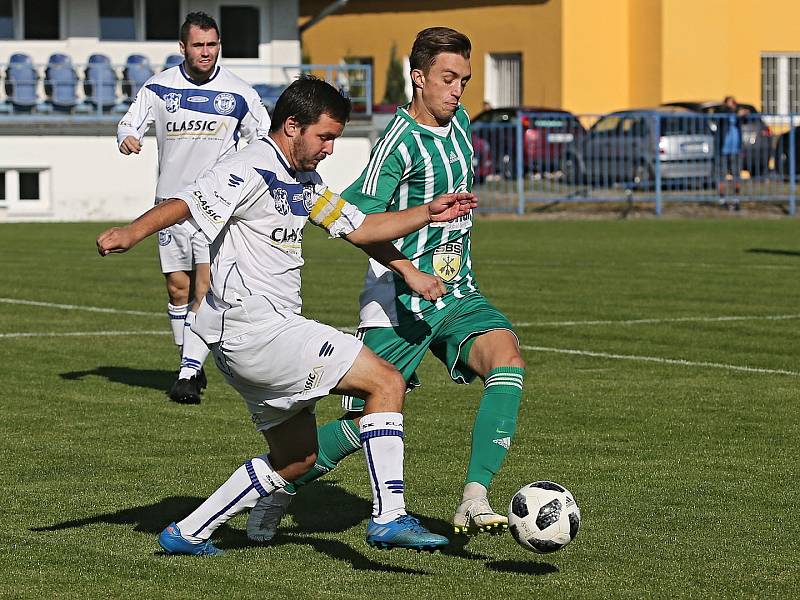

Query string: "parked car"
[[471, 107, 584, 177], [562, 107, 715, 188], [774, 125, 800, 180], [471, 134, 494, 184], [662, 101, 772, 176]]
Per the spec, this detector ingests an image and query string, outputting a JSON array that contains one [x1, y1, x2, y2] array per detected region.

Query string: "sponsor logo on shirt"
[[192, 190, 223, 224], [187, 95, 209, 103], [164, 92, 181, 113], [303, 366, 324, 391], [269, 227, 303, 244], [449, 150, 459, 164], [213, 190, 230, 206], [166, 120, 218, 133], [228, 173, 244, 188], [214, 92, 237, 115]]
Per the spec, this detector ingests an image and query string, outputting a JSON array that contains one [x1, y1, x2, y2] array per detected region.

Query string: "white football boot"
[[452, 482, 508, 535]]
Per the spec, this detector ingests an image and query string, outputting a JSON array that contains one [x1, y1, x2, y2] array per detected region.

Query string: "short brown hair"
[[409, 27, 471, 74]]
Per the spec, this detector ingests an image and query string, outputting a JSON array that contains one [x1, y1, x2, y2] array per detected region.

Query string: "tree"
[[382, 43, 408, 105]]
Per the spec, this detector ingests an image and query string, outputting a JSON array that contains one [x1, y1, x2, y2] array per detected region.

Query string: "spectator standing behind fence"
[[716, 95, 747, 210]]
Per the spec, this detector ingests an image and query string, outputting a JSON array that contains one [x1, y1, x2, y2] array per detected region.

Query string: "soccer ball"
[[508, 481, 581, 553]]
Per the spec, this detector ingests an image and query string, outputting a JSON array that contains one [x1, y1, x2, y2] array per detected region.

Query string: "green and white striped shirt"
[[343, 105, 477, 327]]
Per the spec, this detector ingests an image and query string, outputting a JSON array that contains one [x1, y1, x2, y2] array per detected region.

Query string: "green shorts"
[[342, 291, 516, 411]]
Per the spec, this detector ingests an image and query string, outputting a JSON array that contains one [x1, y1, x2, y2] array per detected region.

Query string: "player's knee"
[[166, 281, 190, 304]]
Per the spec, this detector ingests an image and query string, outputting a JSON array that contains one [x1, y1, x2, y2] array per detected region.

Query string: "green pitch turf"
[[0, 219, 797, 599]]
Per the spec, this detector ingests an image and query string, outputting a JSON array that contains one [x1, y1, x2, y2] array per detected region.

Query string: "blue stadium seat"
[[162, 54, 183, 71], [84, 60, 118, 111], [87, 53, 111, 65], [122, 54, 154, 102], [45, 55, 80, 112], [4, 53, 38, 112], [253, 83, 287, 112]]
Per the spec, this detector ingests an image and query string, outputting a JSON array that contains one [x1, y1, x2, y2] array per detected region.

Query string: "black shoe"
[[169, 375, 202, 404], [197, 366, 208, 390]]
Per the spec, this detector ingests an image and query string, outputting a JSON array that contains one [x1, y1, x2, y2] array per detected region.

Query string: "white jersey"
[[117, 63, 270, 200], [174, 137, 366, 344]]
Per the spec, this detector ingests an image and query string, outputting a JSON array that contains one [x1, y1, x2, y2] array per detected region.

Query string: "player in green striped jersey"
[[248, 27, 526, 541]]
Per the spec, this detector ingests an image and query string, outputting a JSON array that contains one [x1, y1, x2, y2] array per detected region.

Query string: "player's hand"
[[427, 192, 477, 223], [404, 270, 446, 302], [96, 226, 136, 256], [119, 136, 142, 155]]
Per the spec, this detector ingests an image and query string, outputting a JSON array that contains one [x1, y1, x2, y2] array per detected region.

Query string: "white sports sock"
[[177, 455, 287, 542], [178, 311, 210, 380], [167, 302, 189, 346], [360, 412, 407, 525]]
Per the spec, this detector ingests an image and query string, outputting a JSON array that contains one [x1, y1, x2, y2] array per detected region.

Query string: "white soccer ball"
[[508, 481, 581, 553]]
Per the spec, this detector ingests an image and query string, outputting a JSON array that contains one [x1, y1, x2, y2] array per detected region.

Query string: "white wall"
[[0, 134, 372, 222]]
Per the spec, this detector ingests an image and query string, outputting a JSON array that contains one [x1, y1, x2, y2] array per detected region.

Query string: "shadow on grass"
[[747, 248, 800, 257], [486, 559, 559, 575], [30, 481, 487, 572], [60, 366, 174, 394]]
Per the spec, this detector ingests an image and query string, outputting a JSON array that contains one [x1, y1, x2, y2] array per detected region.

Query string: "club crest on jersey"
[[164, 92, 181, 113], [214, 92, 236, 115], [302, 185, 314, 212], [158, 230, 172, 246], [273, 188, 289, 215], [432, 241, 463, 282]]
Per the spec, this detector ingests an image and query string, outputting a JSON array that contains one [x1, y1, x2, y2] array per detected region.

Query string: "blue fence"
[[472, 110, 798, 215]]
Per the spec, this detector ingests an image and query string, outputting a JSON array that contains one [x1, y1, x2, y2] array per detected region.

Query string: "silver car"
[[563, 107, 715, 188]]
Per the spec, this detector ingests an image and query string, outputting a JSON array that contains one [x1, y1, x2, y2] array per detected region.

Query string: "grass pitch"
[[0, 219, 798, 599]]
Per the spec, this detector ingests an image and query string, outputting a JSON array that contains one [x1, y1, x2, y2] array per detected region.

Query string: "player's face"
[[179, 25, 220, 80], [293, 113, 344, 171], [415, 52, 471, 125]]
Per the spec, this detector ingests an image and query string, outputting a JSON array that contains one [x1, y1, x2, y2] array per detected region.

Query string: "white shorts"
[[210, 314, 363, 432], [157, 220, 210, 273]]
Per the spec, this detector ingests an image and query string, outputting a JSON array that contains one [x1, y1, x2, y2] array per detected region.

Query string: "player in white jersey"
[[117, 12, 270, 404], [97, 76, 476, 555]]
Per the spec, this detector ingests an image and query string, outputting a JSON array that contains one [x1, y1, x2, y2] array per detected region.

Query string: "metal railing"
[[472, 111, 798, 215], [0, 62, 373, 117]]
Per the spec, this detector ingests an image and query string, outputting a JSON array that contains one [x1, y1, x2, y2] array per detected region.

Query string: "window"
[[221, 6, 260, 58], [343, 56, 373, 109], [761, 53, 800, 114], [145, 0, 178, 41], [484, 53, 522, 108], [100, 0, 135, 40], [0, 0, 12, 39], [24, 0, 58, 39], [19, 171, 39, 200]]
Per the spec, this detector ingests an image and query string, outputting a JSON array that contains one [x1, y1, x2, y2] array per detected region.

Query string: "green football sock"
[[284, 417, 362, 494], [465, 366, 524, 489]]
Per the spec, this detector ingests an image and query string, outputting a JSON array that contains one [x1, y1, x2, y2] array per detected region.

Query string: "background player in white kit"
[[117, 12, 270, 404], [97, 76, 477, 555]]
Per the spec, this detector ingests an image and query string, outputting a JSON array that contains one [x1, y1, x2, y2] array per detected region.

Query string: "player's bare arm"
[[362, 243, 446, 302], [345, 191, 476, 246], [119, 136, 142, 155], [96, 199, 190, 256]]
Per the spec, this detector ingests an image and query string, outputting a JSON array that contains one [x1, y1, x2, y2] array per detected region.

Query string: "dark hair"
[[409, 27, 471, 74], [180, 12, 220, 45], [269, 75, 352, 132]]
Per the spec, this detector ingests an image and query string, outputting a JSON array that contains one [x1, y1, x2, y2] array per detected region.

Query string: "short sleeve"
[[308, 186, 366, 237], [342, 145, 409, 214]]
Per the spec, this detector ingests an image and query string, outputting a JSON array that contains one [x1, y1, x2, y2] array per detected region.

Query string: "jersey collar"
[[179, 63, 221, 86], [397, 105, 460, 140], [262, 136, 296, 177]]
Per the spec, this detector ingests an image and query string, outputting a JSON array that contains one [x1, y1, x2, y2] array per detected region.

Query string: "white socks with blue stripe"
[[360, 412, 407, 525], [167, 302, 189, 346], [176, 455, 287, 542], [178, 311, 210, 380]]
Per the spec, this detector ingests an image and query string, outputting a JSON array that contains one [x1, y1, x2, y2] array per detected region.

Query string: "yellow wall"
[[299, 0, 563, 117], [300, 0, 800, 116]]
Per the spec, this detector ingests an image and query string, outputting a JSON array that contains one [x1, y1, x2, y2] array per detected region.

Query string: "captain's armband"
[[309, 187, 365, 237]]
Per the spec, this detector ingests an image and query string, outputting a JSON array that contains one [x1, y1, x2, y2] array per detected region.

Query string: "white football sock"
[[178, 311, 210, 380], [177, 455, 287, 542], [360, 412, 407, 525], [167, 302, 189, 346]]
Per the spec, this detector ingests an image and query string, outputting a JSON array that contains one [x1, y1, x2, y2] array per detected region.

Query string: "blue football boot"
[[366, 515, 449, 552], [158, 522, 224, 556]]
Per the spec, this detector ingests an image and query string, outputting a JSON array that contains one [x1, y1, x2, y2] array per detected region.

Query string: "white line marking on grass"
[[515, 314, 800, 328], [0, 331, 169, 339], [0, 297, 162, 317], [521, 345, 800, 377]]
